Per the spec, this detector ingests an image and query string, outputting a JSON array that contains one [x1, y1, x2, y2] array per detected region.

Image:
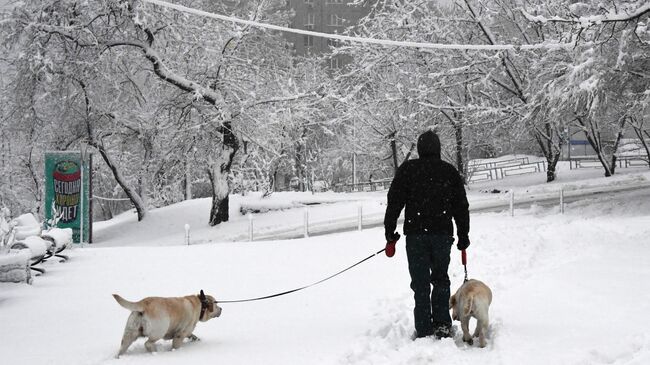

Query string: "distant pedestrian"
[[383, 130, 470, 339]]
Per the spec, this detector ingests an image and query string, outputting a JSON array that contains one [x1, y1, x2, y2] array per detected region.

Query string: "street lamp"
[[79, 140, 88, 246]]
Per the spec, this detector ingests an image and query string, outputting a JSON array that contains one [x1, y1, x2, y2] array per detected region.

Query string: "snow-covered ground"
[[92, 163, 650, 246], [2, 164, 650, 364]]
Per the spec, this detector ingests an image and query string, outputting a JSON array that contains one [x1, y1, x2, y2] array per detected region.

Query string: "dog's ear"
[[449, 294, 456, 309], [200, 290, 206, 301]]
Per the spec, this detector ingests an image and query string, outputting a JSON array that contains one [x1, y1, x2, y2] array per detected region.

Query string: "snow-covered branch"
[[104, 40, 225, 108], [521, 4, 650, 27]]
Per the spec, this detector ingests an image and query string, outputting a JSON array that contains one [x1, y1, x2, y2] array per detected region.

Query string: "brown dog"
[[449, 279, 492, 348], [113, 290, 222, 357]]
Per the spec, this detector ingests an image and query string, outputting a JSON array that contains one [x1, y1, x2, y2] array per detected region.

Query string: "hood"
[[417, 130, 441, 159]]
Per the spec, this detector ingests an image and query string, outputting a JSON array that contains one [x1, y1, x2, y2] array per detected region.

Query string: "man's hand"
[[385, 232, 401, 257], [456, 236, 470, 251]]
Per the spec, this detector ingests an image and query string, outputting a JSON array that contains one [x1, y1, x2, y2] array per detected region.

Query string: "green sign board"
[[44, 152, 92, 243]]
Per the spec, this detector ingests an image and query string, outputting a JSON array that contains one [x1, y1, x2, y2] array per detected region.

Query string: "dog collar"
[[199, 300, 207, 319], [198, 290, 211, 320]]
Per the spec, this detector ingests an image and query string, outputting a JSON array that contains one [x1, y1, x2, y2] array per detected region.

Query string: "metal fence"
[[468, 160, 547, 183], [569, 155, 650, 169]]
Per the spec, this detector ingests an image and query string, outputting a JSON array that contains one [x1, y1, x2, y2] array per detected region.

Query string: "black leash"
[[218, 248, 386, 303], [462, 249, 469, 283]]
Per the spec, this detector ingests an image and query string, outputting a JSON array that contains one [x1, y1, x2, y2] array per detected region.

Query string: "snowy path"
[[2, 195, 650, 364]]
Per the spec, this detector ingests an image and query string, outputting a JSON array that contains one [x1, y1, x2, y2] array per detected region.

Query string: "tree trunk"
[[295, 144, 305, 192], [575, 117, 620, 177], [184, 156, 192, 200], [294, 129, 307, 192], [631, 121, 650, 169], [207, 167, 230, 226], [91, 141, 147, 221], [453, 119, 466, 184], [439, 110, 467, 183], [532, 122, 563, 183], [263, 162, 279, 198], [401, 143, 416, 165], [264, 171, 276, 198], [389, 131, 398, 174], [208, 121, 239, 226], [607, 118, 627, 176], [138, 136, 153, 208], [76, 78, 147, 221], [546, 152, 561, 182]]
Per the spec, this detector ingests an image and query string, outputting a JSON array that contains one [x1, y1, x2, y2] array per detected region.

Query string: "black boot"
[[433, 322, 453, 339], [413, 328, 434, 339]]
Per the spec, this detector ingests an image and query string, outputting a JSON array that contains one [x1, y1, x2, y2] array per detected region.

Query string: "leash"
[[217, 247, 387, 303], [462, 249, 468, 283]]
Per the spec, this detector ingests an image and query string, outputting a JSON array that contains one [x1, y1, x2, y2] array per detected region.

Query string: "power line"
[[142, 0, 572, 52]]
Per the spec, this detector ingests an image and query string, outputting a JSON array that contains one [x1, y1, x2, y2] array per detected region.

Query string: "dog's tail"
[[112, 294, 144, 312], [463, 296, 473, 317]]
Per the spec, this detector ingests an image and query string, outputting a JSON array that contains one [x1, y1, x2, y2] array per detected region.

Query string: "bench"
[[10, 236, 52, 275], [0, 251, 32, 284], [4, 214, 73, 275], [41, 228, 73, 262]]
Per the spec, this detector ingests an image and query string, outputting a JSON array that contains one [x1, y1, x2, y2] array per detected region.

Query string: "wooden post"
[[184, 224, 190, 245], [559, 186, 565, 214], [358, 206, 363, 231], [248, 213, 254, 242], [509, 190, 515, 217]]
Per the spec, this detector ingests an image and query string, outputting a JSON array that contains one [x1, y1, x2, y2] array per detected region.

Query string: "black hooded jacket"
[[384, 131, 470, 238]]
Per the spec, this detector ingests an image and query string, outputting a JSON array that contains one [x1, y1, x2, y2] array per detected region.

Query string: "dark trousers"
[[406, 233, 453, 336]]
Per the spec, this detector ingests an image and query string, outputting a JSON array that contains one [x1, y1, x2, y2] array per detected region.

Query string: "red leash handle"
[[461, 249, 467, 266]]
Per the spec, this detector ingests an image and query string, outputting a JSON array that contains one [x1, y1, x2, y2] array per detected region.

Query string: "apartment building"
[[286, 0, 371, 68]]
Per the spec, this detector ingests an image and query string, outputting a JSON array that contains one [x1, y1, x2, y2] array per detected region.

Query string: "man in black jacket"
[[384, 130, 470, 339]]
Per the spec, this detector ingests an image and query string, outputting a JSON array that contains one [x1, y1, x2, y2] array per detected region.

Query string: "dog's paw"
[[188, 334, 201, 342], [463, 337, 473, 346]]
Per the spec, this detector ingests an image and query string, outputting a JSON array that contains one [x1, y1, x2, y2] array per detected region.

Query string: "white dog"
[[449, 279, 492, 347], [113, 290, 222, 357]]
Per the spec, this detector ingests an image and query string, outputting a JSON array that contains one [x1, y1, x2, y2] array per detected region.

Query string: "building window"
[[328, 14, 345, 26], [330, 57, 341, 69], [305, 13, 315, 27], [326, 0, 344, 4], [327, 38, 341, 48], [303, 35, 314, 47]]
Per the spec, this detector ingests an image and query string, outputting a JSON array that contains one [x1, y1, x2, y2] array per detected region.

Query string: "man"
[[384, 130, 470, 339]]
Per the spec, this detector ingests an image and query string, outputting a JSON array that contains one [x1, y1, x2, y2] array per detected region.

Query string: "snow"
[[0, 250, 29, 266], [42, 227, 73, 249], [0, 250, 30, 283], [1, 160, 650, 364], [16, 236, 49, 257], [12, 213, 42, 240]]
